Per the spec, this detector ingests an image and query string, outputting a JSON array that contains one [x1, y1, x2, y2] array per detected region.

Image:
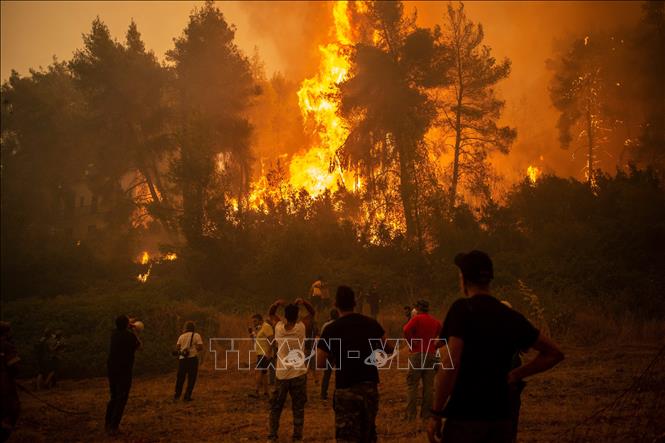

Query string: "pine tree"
[[338, 1, 446, 248], [439, 2, 515, 209], [166, 1, 256, 243]]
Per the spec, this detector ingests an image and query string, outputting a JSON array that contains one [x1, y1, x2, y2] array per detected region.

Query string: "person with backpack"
[[173, 321, 203, 402]]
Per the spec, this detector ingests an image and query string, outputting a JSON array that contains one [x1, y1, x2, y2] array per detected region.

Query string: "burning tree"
[[166, 1, 257, 243], [337, 1, 447, 247], [438, 2, 516, 210], [549, 34, 619, 189]]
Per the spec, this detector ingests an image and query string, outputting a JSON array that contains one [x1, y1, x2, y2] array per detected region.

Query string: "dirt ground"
[[10, 342, 664, 442]]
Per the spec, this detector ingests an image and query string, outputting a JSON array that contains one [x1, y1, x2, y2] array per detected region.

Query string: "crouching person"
[[174, 321, 204, 402]]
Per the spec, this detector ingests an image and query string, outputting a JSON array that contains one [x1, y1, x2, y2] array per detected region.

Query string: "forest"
[[1, 1, 664, 378]]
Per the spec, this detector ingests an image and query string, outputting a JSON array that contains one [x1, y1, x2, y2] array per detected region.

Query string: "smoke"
[[410, 1, 644, 184], [229, 1, 645, 186], [234, 1, 333, 80]]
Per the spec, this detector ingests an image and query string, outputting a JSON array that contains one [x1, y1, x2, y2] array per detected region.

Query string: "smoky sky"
[[1, 1, 645, 183], [235, 1, 643, 182]]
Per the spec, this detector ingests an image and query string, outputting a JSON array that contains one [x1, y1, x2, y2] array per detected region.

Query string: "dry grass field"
[[10, 339, 664, 443]]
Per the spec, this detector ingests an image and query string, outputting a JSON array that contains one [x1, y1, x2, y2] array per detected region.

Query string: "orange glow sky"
[[1, 1, 643, 182]]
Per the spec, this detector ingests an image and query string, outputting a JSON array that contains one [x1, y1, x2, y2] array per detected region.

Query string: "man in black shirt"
[[428, 251, 564, 443], [105, 315, 141, 436], [317, 286, 392, 443]]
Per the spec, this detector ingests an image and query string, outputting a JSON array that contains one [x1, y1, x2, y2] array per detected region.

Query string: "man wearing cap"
[[428, 251, 564, 443], [403, 299, 441, 421]]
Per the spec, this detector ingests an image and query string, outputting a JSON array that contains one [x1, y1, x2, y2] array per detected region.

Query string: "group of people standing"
[[310, 277, 382, 319], [68, 249, 565, 442], [104, 316, 204, 436], [0, 249, 564, 442], [248, 251, 564, 442]]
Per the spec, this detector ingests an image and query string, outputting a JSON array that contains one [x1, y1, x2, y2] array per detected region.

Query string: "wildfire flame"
[[289, 1, 357, 196], [527, 165, 541, 184], [136, 251, 177, 283], [137, 266, 151, 283]]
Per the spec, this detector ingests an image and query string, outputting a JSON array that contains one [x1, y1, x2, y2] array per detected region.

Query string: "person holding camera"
[[105, 315, 142, 436], [173, 321, 203, 402]]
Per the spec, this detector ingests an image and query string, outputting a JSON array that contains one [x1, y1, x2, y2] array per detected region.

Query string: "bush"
[[2, 285, 220, 378]]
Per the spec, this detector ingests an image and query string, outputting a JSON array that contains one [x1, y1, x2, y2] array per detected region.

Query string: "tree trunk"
[[586, 106, 594, 188], [149, 155, 170, 206], [179, 143, 204, 245], [450, 104, 463, 211], [396, 136, 417, 245], [449, 43, 464, 212], [138, 162, 161, 206], [182, 180, 204, 245], [136, 155, 176, 237], [411, 160, 424, 253]]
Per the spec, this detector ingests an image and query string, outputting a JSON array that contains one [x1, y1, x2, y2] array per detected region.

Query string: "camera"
[[172, 348, 190, 358]]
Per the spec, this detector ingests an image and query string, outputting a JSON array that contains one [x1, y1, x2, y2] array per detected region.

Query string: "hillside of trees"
[[2, 0, 664, 330]]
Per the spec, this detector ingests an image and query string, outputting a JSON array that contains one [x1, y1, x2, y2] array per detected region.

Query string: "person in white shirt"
[[173, 321, 203, 402], [267, 298, 315, 442]]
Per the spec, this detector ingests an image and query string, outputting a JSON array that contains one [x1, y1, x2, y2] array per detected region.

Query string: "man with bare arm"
[[267, 298, 315, 442], [317, 286, 393, 443], [428, 251, 564, 443]]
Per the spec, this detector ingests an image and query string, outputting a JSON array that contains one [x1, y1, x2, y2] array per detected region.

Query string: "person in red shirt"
[[403, 299, 441, 421]]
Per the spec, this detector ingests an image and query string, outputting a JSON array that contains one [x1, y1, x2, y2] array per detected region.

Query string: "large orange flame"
[[289, 1, 357, 197]]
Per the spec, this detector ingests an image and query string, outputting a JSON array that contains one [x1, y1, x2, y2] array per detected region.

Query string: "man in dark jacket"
[[105, 315, 141, 436]]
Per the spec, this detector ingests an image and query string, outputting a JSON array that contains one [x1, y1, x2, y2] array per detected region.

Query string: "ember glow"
[[136, 266, 151, 283], [527, 165, 541, 184], [136, 251, 177, 283], [139, 251, 150, 265], [2, 2, 663, 441]]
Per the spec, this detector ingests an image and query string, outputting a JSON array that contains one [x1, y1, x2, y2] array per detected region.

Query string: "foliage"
[[1, 63, 90, 257], [438, 2, 516, 208], [1, 2, 664, 371], [2, 285, 222, 378], [71, 19, 175, 232], [338, 1, 447, 248], [167, 0, 257, 243]]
